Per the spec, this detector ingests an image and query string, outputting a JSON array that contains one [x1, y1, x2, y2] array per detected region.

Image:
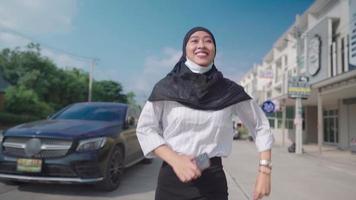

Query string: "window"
[[268, 119, 275, 128], [266, 106, 300, 130], [323, 109, 339, 144], [341, 37, 345, 73], [267, 91, 271, 98]]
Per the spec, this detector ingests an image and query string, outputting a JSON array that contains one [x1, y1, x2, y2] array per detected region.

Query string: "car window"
[[52, 104, 126, 122]]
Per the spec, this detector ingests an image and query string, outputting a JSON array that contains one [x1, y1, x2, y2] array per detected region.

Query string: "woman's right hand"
[[170, 154, 202, 183], [153, 145, 201, 183]]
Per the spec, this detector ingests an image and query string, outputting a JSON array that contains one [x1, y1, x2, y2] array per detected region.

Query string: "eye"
[[205, 39, 213, 43], [190, 39, 198, 43]]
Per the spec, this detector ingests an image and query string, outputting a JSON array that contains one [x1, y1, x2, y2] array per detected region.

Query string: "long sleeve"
[[233, 99, 274, 152], [136, 101, 166, 158]]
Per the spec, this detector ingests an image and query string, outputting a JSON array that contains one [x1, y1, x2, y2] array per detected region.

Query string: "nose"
[[197, 40, 205, 48]]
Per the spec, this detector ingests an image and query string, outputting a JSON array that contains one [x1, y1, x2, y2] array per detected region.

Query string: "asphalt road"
[[1, 140, 356, 200]]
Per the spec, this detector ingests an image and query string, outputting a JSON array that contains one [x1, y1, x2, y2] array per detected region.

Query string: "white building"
[[240, 0, 356, 153]]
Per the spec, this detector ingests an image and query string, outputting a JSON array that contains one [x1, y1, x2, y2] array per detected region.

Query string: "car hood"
[[4, 119, 122, 139]]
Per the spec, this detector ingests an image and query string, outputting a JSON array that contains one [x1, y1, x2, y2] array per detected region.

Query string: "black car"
[[0, 102, 145, 191]]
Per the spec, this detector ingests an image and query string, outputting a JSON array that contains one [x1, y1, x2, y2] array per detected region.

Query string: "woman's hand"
[[153, 145, 201, 183], [170, 154, 202, 183], [253, 167, 271, 200]]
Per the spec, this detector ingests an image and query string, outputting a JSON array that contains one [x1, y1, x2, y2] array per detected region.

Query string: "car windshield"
[[52, 104, 126, 122]]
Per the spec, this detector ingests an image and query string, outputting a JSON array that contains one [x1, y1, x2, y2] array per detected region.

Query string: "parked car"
[[0, 102, 146, 191]]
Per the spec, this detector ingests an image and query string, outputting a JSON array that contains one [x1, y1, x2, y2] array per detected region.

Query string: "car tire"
[[96, 146, 124, 191]]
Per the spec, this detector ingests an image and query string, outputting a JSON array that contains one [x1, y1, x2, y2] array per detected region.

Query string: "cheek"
[[186, 46, 195, 57], [209, 47, 216, 58]]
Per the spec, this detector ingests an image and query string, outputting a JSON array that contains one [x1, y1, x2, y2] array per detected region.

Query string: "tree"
[[0, 43, 137, 118], [92, 80, 127, 103], [4, 85, 53, 118]]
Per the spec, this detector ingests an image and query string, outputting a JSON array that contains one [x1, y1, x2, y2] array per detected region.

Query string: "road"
[[1, 140, 356, 200]]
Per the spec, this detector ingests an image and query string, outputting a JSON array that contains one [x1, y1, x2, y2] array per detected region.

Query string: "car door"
[[121, 107, 142, 165], [126, 106, 143, 161]]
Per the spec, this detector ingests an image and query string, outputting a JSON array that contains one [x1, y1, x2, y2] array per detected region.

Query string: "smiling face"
[[185, 31, 216, 67]]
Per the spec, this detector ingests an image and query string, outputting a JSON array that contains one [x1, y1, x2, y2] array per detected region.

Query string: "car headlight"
[[76, 137, 107, 152]]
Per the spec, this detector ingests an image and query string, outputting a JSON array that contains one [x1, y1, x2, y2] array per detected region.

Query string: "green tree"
[[92, 80, 127, 103], [4, 85, 53, 118], [0, 43, 138, 118]]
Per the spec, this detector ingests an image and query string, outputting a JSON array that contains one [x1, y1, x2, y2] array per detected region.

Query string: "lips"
[[195, 50, 209, 57]]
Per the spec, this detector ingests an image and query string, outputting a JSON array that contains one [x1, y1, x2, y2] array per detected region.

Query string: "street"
[[1, 140, 356, 200]]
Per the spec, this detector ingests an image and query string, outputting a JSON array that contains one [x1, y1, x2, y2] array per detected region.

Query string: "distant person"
[[233, 122, 242, 140], [136, 27, 274, 200]]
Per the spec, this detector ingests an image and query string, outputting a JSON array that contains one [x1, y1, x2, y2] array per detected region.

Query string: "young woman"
[[136, 27, 274, 200]]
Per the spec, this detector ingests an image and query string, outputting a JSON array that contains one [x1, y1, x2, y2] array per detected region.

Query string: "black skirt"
[[155, 157, 228, 200]]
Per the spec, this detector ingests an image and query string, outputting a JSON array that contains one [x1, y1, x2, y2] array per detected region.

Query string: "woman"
[[136, 27, 274, 200]]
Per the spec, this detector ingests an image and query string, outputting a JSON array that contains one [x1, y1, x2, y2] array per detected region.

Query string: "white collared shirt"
[[136, 100, 274, 158]]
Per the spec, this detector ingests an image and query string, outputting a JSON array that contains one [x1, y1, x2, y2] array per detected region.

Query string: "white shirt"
[[136, 100, 274, 158]]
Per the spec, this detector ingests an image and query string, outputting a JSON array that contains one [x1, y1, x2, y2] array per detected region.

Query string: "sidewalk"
[[224, 140, 356, 200]]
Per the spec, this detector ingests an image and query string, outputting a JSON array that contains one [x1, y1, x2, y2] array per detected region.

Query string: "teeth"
[[196, 52, 208, 56]]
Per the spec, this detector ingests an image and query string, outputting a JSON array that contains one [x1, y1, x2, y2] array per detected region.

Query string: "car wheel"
[[96, 146, 124, 191]]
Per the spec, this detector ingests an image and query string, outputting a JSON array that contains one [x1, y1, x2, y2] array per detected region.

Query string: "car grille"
[[2, 137, 73, 158], [74, 161, 102, 178]]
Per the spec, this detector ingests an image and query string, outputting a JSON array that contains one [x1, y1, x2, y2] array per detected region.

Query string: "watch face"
[[308, 36, 321, 76]]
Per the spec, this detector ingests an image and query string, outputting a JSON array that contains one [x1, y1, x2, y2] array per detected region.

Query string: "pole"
[[317, 89, 323, 154], [295, 98, 303, 154], [295, 15, 303, 154], [88, 59, 96, 102], [282, 101, 286, 147]]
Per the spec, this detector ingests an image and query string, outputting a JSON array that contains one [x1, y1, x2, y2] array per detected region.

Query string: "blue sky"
[[0, 0, 313, 104]]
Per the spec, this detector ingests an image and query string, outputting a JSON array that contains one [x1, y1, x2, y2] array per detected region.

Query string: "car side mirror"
[[124, 116, 135, 129], [128, 117, 135, 126]]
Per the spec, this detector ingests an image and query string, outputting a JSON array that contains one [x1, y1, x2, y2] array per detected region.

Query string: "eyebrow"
[[189, 35, 213, 40]]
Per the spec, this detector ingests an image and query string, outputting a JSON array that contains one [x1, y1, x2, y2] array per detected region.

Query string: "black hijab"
[[148, 27, 251, 110]]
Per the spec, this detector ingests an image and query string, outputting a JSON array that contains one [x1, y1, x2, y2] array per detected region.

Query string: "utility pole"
[[295, 15, 303, 154], [88, 59, 98, 102]]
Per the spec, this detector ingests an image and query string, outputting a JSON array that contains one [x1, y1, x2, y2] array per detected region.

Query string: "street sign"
[[262, 100, 275, 113], [288, 76, 311, 99]]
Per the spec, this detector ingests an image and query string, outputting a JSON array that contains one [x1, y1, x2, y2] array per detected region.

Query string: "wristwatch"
[[259, 165, 272, 175], [259, 159, 272, 168]]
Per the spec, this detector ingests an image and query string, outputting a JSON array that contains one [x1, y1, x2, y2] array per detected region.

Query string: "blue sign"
[[262, 100, 275, 113]]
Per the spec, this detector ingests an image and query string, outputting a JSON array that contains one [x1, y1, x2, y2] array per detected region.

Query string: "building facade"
[[240, 0, 356, 152]]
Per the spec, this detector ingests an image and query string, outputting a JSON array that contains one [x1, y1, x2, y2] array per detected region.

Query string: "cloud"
[[128, 47, 181, 104], [0, 30, 89, 71], [0, 0, 77, 34], [0, 31, 31, 48], [0, 0, 88, 73], [41, 48, 89, 70], [214, 52, 250, 82]]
